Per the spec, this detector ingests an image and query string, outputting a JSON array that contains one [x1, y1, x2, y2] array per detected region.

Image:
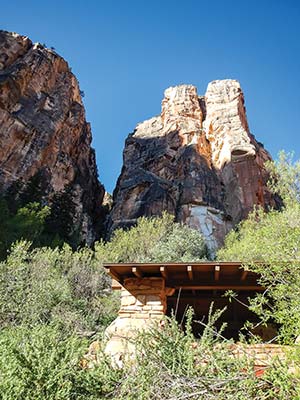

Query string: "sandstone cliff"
[[0, 31, 104, 243], [109, 80, 277, 253]]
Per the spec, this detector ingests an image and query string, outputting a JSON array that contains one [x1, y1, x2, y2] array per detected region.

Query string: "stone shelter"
[[103, 262, 269, 362]]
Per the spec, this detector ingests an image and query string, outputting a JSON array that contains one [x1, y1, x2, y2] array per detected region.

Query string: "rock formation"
[[0, 31, 104, 243], [109, 80, 277, 253]]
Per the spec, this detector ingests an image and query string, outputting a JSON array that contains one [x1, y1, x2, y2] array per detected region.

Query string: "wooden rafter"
[[173, 284, 264, 291], [214, 265, 220, 281], [108, 268, 123, 283], [132, 266, 143, 278], [187, 265, 193, 280], [160, 266, 168, 279], [104, 262, 263, 293], [241, 270, 248, 281]]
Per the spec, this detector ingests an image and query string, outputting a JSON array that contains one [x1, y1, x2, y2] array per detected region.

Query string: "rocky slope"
[[0, 31, 104, 243], [109, 80, 278, 253]]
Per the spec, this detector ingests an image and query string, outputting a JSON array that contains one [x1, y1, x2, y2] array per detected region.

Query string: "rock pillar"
[[105, 277, 166, 365]]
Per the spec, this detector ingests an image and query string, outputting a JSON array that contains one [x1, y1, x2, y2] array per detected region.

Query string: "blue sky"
[[2, 0, 300, 192]]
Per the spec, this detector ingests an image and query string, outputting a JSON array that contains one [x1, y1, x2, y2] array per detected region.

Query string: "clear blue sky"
[[2, 0, 300, 193]]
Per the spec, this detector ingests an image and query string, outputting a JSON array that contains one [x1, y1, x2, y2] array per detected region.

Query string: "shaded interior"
[[167, 290, 267, 341]]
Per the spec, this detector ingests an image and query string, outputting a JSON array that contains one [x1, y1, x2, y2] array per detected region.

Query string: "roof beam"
[[241, 270, 248, 281], [103, 262, 246, 268], [187, 265, 194, 280], [168, 295, 252, 303], [132, 266, 143, 278], [108, 268, 123, 283], [214, 265, 220, 281], [160, 266, 168, 279], [173, 284, 264, 291]]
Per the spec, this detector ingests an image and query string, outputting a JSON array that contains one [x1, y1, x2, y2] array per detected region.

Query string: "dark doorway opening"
[[167, 289, 264, 341]]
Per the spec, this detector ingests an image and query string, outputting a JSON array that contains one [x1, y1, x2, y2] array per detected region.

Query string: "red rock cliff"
[[0, 31, 104, 243], [109, 80, 278, 253]]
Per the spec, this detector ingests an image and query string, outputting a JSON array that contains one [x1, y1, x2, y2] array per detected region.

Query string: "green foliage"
[[111, 310, 300, 399], [0, 324, 84, 399], [44, 185, 80, 248], [218, 204, 300, 263], [0, 241, 119, 333], [150, 223, 209, 262], [0, 213, 205, 335], [0, 200, 50, 260], [11, 202, 51, 243], [0, 307, 299, 399], [0, 171, 299, 398], [218, 152, 300, 343], [0, 174, 83, 253], [96, 212, 208, 263], [266, 150, 300, 205], [0, 324, 122, 400], [262, 354, 300, 399]]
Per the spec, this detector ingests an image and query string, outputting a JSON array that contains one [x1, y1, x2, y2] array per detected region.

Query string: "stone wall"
[[105, 277, 167, 366]]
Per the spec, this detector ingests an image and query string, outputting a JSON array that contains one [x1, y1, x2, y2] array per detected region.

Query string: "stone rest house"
[[102, 262, 285, 370]]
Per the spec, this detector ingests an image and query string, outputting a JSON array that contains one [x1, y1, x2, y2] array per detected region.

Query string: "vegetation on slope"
[[218, 152, 300, 343], [0, 152, 300, 398]]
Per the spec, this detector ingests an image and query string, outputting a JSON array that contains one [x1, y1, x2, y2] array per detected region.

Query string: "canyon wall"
[[0, 31, 278, 250], [0, 31, 104, 243], [109, 80, 277, 253]]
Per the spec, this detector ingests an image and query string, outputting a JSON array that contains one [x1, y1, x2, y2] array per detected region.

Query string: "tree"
[[266, 150, 300, 205], [18, 170, 50, 207], [44, 185, 80, 248], [95, 212, 208, 263], [218, 152, 300, 343], [0, 199, 50, 260]]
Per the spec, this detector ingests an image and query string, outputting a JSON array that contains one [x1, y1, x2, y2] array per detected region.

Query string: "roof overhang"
[[103, 262, 264, 292]]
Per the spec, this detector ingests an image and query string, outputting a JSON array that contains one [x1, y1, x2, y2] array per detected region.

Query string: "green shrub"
[[0, 324, 121, 400], [0, 200, 50, 260], [0, 311, 299, 399], [0, 324, 84, 399], [0, 213, 205, 335], [96, 212, 208, 263], [218, 153, 300, 343], [111, 308, 300, 399], [0, 241, 119, 334]]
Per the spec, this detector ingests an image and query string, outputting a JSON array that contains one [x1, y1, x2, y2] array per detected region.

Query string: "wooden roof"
[[103, 262, 264, 291]]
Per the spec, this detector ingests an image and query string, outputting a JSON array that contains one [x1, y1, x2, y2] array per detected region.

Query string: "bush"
[[0, 242, 119, 334], [0, 200, 50, 260], [0, 213, 206, 334], [110, 309, 300, 399], [2, 205, 300, 398], [0, 324, 84, 399], [218, 152, 300, 343], [96, 212, 208, 263], [0, 311, 299, 399], [0, 324, 121, 400]]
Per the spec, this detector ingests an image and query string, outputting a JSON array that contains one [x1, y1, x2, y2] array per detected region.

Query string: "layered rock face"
[[0, 31, 104, 243], [110, 80, 276, 253]]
